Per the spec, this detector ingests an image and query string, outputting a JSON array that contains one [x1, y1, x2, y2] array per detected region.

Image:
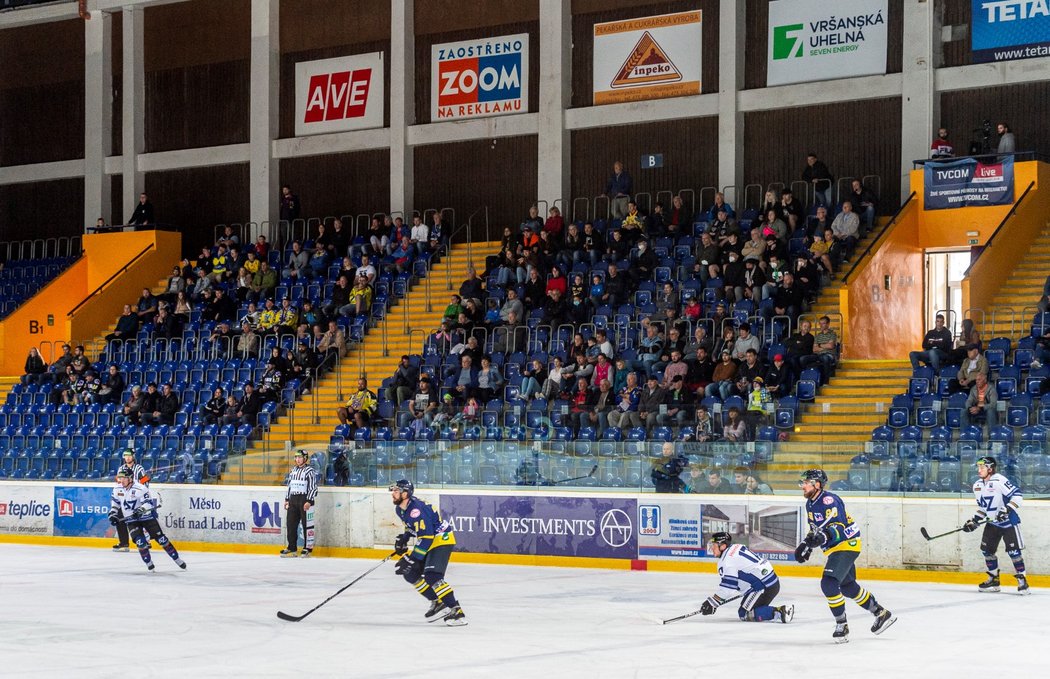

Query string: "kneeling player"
[[390, 480, 465, 626], [700, 532, 793, 623], [963, 456, 1028, 594], [111, 467, 186, 572]]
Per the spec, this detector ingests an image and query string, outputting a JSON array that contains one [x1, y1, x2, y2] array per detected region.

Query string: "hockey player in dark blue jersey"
[[390, 480, 466, 626], [796, 469, 895, 642]]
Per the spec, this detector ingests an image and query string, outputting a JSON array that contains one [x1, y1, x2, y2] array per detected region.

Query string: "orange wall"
[[0, 230, 181, 375], [841, 201, 925, 359]]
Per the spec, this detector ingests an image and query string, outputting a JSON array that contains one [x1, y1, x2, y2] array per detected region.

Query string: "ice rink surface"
[[0, 544, 1040, 679]]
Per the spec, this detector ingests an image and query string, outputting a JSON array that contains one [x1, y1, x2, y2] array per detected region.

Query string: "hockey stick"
[[662, 595, 741, 625], [552, 464, 599, 485], [920, 519, 986, 541], [277, 552, 397, 622]]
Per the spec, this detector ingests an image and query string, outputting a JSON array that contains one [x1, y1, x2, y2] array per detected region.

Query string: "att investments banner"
[[441, 494, 637, 559], [971, 0, 1050, 63], [924, 157, 1016, 210], [767, 0, 888, 86]]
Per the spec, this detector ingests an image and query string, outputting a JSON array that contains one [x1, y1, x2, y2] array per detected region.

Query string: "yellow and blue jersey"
[[396, 497, 455, 558], [806, 490, 861, 555]]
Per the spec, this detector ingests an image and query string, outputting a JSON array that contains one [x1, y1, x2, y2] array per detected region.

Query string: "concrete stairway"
[[222, 241, 503, 485], [982, 221, 1050, 339]]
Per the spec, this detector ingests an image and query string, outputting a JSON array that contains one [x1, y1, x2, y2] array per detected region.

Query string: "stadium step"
[[979, 222, 1050, 338], [804, 221, 885, 326], [222, 240, 503, 485]]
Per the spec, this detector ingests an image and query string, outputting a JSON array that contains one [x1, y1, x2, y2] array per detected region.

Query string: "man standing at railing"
[[605, 160, 633, 220], [997, 122, 1016, 155], [802, 153, 834, 207], [128, 192, 154, 227]]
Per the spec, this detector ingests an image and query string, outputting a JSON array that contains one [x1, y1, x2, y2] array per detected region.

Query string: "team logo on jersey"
[[410, 508, 421, 518], [823, 496, 835, 505], [600, 509, 633, 547], [638, 505, 661, 536], [610, 32, 682, 89]]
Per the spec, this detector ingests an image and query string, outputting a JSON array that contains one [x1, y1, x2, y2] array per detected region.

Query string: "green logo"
[[773, 24, 804, 60]]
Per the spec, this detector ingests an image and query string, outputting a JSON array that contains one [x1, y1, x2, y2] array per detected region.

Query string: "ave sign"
[[295, 53, 385, 136]]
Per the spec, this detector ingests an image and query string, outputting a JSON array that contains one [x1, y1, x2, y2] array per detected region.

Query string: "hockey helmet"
[[799, 469, 828, 486], [976, 456, 997, 471], [390, 479, 414, 497], [116, 466, 133, 480], [122, 449, 136, 460], [710, 531, 733, 547], [293, 450, 309, 463]]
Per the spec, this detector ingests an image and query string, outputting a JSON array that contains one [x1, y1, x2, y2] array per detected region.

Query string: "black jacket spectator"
[[239, 387, 264, 425], [128, 194, 154, 225], [107, 308, 139, 341]]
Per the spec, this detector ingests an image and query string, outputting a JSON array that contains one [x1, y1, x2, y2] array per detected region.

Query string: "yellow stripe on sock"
[[852, 589, 871, 606], [826, 595, 845, 606]]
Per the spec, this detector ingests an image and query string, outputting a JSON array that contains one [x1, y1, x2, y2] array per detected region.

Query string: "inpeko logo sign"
[[294, 53, 385, 137], [971, 0, 1050, 63], [767, 0, 887, 86], [431, 34, 528, 121]]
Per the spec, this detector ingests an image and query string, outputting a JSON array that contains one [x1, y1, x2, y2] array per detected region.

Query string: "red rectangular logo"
[[303, 69, 372, 124]]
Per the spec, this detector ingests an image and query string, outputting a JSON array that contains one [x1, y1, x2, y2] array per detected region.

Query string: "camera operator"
[[997, 122, 1016, 155]]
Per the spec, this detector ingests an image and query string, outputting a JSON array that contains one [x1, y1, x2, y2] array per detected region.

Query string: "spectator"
[[135, 288, 158, 322], [745, 377, 772, 431], [337, 377, 377, 429], [172, 291, 193, 324], [204, 288, 236, 324], [318, 320, 347, 363], [605, 160, 633, 219], [190, 266, 213, 302], [257, 358, 285, 404], [281, 241, 309, 279], [779, 189, 806, 231], [280, 185, 300, 222], [732, 323, 761, 363], [802, 152, 834, 206], [830, 201, 860, 262], [808, 205, 832, 238], [119, 385, 145, 426], [47, 344, 73, 383], [218, 393, 241, 426], [667, 194, 693, 234], [522, 205, 543, 232], [930, 127, 953, 158], [428, 213, 445, 255], [741, 227, 766, 263], [909, 313, 953, 371], [403, 376, 438, 429], [639, 375, 667, 430], [347, 279, 372, 317], [764, 353, 792, 398], [519, 359, 547, 402], [685, 405, 719, 442], [366, 216, 390, 256], [409, 215, 430, 256], [707, 349, 738, 399], [848, 180, 878, 232], [607, 371, 642, 429], [584, 378, 616, 433], [140, 383, 179, 425], [962, 371, 997, 431], [722, 406, 747, 442], [328, 219, 350, 258], [784, 320, 815, 378], [659, 375, 693, 429], [706, 192, 735, 221], [22, 347, 47, 385], [476, 355, 504, 404], [704, 469, 732, 494], [950, 344, 988, 394], [637, 323, 665, 377], [386, 355, 420, 405], [238, 383, 263, 426], [801, 315, 839, 382], [604, 263, 629, 308], [128, 192, 154, 226], [236, 321, 260, 358], [997, 122, 1016, 155], [249, 261, 278, 303], [744, 473, 773, 495], [650, 442, 687, 493], [384, 236, 415, 275]]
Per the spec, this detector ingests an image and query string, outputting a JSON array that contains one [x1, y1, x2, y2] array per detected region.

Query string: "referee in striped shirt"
[[282, 450, 318, 557]]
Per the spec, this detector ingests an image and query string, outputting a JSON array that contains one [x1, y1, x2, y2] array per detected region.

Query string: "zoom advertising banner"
[[431, 33, 528, 120], [971, 0, 1050, 63], [441, 494, 637, 559], [767, 0, 888, 86], [924, 157, 1015, 210]]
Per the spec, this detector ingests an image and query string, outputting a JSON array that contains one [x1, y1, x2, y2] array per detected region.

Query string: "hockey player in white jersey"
[[700, 532, 794, 623], [110, 467, 186, 572], [110, 451, 150, 551], [962, 456, 1028, 594]]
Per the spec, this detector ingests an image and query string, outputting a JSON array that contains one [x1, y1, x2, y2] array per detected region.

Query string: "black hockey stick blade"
[[277, 552, 396, 622], [920, 519, 986, 542]]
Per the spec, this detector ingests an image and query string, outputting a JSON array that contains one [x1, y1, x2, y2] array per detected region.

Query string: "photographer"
[[649, 441, 687, 493]]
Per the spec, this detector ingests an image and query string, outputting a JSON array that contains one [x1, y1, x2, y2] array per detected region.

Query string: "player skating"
[[962, 456, 1028, 594], [700, 532, 794, 623], [390, 480, 466, 626], [795, 469, 895, 642], [110, 450, 150, 551], [282, 450, 318, 557], [110, 467, 186, 572]]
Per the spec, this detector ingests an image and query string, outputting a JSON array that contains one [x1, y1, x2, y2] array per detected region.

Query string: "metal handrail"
[[842, 192, 917, 284], [962, 180, 1036, 277], [67, 244, 153, 317]]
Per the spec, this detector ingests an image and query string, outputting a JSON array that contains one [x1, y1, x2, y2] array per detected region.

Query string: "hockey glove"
[[393, 532, 412, 556], [132, 507, 149, 518], [394, 555, 419, 577], [700, 598, 718, 616], [108, 512, 120, 526], [804, 530, 828, 548], [995, 508, 1010, 523], [794, 542, 813, 563], [962, 518, 980, 532]]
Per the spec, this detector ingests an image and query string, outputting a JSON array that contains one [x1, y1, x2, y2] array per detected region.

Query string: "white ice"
[[0, 544, 1039, 679]]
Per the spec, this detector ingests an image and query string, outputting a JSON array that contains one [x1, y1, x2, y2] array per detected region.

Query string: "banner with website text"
[[924, 157, 1015, 210], [592, 11, 702, 106], [766, 0, 888, 86], [971, 0, 1050, 63]]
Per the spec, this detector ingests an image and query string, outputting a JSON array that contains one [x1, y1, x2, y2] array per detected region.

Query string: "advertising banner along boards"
[[431, 33, 529, 121], [592, 11, 702, 106], [767, 0, 888, 86], [0, 485, 54, 536], [923, 157, 1016, 210], [295, 53, 385, 137], [441, 494, 637, 559], [971, 0, 1050, 63]]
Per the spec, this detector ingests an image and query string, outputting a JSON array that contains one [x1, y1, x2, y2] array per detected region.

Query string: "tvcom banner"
[[431, 34, 528, 121], [441, 494, 637, 559], [592, 11, 702, 106], [295, 53, 385, 137], [924, 157, 1016, 210], [971, 0, 1050, 63], [767, 0, 887, 86]]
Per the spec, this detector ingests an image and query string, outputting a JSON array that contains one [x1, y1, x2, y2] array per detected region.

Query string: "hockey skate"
[[871, 607, 896, 635], [175, 558, 187, 570], [832, 622, 849, 643], [1017, 574, 1030, 595], [776, 605, 794, 623], [978, 573, 1000, 593], [146, 562, 155, 572], [112, 544, 129, 552], [443, 606, 467, 627], [299, 549, 312, 558], [424, 599, 449, 622], [280, 549, 298, 558]]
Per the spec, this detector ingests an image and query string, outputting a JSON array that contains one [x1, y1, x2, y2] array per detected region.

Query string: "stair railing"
[[962, 180, 1036, 277], [842, 191, 916, 285]]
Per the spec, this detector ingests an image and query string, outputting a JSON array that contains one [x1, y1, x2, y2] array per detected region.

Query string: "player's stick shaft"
[[920, 519, 986, 541], [662, 595, 741, 624], [277, 552, 397, 622]]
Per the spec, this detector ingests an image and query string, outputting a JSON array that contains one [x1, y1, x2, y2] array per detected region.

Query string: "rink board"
[[0, 481, 1045, 584]]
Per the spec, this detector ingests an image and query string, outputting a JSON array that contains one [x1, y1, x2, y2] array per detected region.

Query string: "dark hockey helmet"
[[116, 466, 133, 479], [710, 531, 733, 547], [799, 469, 828, 486], [390, 479, 414, 497], [976, 456, 997, 470]]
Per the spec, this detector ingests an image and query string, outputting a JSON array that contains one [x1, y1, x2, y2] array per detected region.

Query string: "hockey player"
[[109, 465, 133, 552], [700, 532, 793, 623], [796, 469, 895, 643], [390, 479, 466, 626], [282, 450, 318, 557], [110, 467, 186, 571], [110, 452, 150, 552], [962, 456, 1028, 594]]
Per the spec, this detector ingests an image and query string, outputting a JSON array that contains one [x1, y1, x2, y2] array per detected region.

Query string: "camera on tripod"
[[969, 119, 994, 155]]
